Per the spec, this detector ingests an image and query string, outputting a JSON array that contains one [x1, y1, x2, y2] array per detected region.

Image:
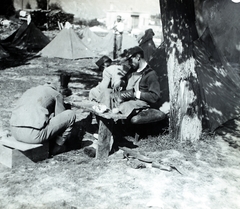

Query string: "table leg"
[[96, 117, 113, 159]]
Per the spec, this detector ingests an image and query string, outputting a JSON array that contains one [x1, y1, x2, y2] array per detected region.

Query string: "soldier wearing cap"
[[89, 55, 130, 106], [95, 55, 112, 71]]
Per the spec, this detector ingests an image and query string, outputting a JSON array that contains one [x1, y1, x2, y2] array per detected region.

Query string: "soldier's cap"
[[125, 46, 144, 60], [95, 55, 112, 68]]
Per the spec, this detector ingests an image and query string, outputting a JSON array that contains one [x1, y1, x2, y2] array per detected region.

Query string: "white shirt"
[[113, 21, 124, 34]]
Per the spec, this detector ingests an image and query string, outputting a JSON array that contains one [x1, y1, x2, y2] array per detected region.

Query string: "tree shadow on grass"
[[55, 68, 102, 91], [0, 52, 37, 70], [72, 71, 101, 90]]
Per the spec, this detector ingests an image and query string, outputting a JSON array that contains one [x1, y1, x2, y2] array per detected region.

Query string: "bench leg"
[[96, 118, 113, 159], [134, 133, 140, 144]]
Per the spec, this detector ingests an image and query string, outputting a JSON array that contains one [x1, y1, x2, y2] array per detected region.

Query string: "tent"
[[39, 27, 97, 59], [193, 27, 240, 132], [1, 22, 50, 53], [122, 33, 139, 52], [80, 27, 138, 58], [149, 27, 240, 133], [79, 27, 113, 56], [79, 27, 103, 49]]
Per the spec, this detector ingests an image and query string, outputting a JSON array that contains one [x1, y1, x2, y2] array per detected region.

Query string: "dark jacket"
[[138, 66, 161, 108]]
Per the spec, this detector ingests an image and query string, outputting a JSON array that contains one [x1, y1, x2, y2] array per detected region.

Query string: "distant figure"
[[113, 15, 124, 59], [138, 28, 156, 63], [10, 82, 76, 155], [19, 10, 31, 25]]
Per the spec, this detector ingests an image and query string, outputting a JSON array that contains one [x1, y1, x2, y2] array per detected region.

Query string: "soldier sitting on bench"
[[96, 46, 166, 147], [112, 46, 165, 122], [10, 81, 76, 156]]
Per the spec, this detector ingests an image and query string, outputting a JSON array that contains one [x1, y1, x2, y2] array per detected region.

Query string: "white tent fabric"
[[79, 27, 138, 58], [39, 27, 97, 59]]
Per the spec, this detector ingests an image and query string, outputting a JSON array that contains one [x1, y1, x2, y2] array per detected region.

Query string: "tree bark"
[[160, 0, 202, 142]]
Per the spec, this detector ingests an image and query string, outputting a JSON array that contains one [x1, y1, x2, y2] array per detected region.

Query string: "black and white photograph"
[[0, 0, 240, 208]]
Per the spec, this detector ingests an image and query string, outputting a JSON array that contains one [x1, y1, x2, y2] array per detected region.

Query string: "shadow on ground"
[[0, 53, 36, 70]]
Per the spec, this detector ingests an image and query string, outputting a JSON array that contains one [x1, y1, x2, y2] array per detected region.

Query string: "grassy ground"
[[0, 29, 240, 209]]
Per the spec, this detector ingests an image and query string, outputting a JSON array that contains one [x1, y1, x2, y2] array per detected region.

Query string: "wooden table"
[[72, 100, 127, 159]]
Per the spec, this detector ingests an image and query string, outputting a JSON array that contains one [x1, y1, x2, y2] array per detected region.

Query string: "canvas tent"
[[1, 22, 50, 53], [39, 27, 97, 59], [79, 27, 138, 58], [193, 27, 240, 132], [151, 27, 240, 133], [79, 27, 112, 56], [122, 33, 139, 53]]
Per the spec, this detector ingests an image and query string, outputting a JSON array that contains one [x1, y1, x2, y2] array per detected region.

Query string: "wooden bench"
[[72, 100, 128, 159], [0, 136, 49, 168], [72, 100, 166, 158]]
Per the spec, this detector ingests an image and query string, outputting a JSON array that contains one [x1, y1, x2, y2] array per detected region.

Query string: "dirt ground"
[[1, 30, 240, 209]]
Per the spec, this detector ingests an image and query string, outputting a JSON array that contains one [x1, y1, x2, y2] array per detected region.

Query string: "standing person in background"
[[113, 15, 124, 59], [138, 28, 156, 63]]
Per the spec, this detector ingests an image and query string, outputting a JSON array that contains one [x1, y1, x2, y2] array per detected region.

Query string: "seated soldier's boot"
[[50, 143, 66, 156], [50, 135, 67, 156], [84, 147, 96, 158], [60, 87, 72, 97]]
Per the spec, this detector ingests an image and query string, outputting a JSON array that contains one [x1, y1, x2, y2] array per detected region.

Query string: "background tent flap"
[[1, 22, 50, 53], [193, 28, 240, 131], [79, 27, 138, 58]]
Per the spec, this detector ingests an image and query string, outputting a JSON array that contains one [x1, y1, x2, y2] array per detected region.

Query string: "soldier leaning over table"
[[10, 82, 76, 156]]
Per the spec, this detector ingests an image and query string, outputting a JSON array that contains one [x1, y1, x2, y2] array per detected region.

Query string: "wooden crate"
[[0, 136, 49, 168]]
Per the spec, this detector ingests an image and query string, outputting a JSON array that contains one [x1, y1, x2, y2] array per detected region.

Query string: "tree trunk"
[[159, 0, 202, 142]]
